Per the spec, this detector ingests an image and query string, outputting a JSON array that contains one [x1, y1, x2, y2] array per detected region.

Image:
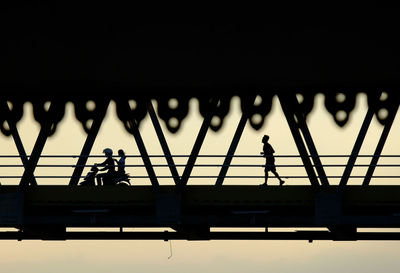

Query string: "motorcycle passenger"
[[80, 165, 99, 186], [115, 149, 126, 176], [96, 148, 115, 186]]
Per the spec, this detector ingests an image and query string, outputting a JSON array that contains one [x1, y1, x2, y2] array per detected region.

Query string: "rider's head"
[[103, 148, 113, 157], [118, 149, 125, 156], [262, 135, 269, 143]]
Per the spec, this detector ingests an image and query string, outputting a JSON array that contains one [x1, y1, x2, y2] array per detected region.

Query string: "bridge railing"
[[0, 154, 400, 185]]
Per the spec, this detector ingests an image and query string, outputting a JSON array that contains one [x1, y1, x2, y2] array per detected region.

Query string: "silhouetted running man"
[[96, 148, 115, 186], [260, 135, 285, 186]]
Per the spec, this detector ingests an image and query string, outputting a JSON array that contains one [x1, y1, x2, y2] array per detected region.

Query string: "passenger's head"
[[118, 149, 125, 156], [262, 135, 269, 143], [103, 148, 113, 157]]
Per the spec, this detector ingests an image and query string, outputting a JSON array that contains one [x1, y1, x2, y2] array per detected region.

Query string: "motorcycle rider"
[[96, 148, 115, 186]]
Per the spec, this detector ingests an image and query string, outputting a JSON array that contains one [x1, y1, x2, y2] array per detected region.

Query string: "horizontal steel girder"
[[2, 185, 400, 236], [2, 231, 400, 241]]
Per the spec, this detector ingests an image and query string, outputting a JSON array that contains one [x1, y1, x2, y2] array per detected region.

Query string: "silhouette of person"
[[260, 135, 285, 186], [80, 165, 98, 186], [114, 149, 126, 176], [96, 148, 115, 186]]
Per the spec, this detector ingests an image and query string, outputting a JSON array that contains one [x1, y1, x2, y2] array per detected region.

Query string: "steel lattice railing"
[[0, 154, 400, 180]]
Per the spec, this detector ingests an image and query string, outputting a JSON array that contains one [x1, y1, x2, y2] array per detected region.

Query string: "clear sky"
[[1, 93, 400, 272]]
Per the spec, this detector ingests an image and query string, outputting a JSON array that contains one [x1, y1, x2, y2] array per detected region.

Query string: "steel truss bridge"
[[2, 11, 400, 241], [1, 91, 400, 242]]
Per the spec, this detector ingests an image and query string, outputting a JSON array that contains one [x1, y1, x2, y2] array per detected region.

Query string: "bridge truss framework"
[[1, 90, 400, 241]]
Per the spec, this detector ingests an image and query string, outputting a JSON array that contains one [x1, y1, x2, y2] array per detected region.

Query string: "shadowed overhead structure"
[[1, 5, 400, 132]]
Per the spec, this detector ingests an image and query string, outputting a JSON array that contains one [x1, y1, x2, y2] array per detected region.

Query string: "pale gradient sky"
[[1, 93, 400, 272]]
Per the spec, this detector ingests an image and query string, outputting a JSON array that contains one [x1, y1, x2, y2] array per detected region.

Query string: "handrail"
[[1, 175, 400, 179], [1, 154, 399, 182], [1, 154, 400, 158], [1, 164, 400, 168]]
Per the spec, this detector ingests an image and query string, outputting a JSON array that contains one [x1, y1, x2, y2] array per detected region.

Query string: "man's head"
[[118, 149, 125, 156], [262, 135, 270, 143], [103, 148, 113, 157]]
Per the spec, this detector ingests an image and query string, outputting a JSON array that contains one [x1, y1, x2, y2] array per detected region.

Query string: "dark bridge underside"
[[2, 5, 400, 136], [2, 6, 400, 94], [2, 5, 400, 135], [2, 185, 400, 241]]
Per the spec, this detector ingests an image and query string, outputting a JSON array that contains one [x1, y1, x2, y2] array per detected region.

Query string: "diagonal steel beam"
[[289, 95, 329, 186], [215, 113, 248, 186], [279, 95, 320, 188], [19, 102, 59, 187], [297, 118, 329, 186], [338, 102, 377, 190], [215, 100, 252, 186], [147, 101, 181, 185], [128, 118, 159, 189], [363, 103, 399, 186], [69, 100, 110, 186], [0, 101, 37, 185], [180, 98, 218, 188]]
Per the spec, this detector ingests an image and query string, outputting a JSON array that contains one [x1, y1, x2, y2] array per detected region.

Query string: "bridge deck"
[[2, 185, 400, 240], [1, 185, 400, 205]]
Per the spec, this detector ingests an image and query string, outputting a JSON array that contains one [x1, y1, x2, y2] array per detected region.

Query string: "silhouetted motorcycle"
[[103, 172, 131, 186], [79, 166, 131, 186]]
